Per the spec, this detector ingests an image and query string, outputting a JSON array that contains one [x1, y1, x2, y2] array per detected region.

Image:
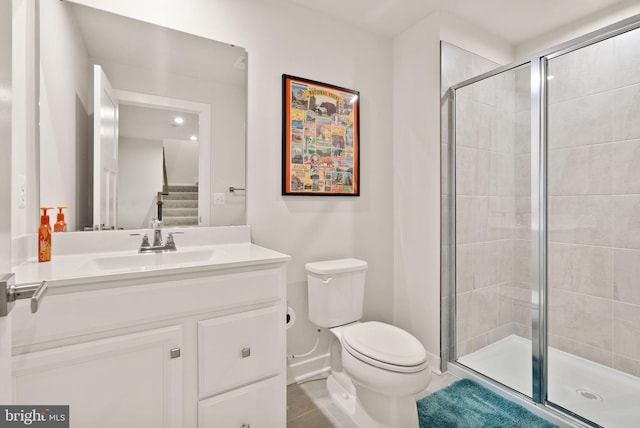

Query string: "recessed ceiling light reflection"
[[173, 116, 184, 125], [190, 135, 198, 141]]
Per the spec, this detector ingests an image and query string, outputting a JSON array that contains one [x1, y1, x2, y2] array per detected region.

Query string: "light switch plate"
[[17, 174, 26, 209], [213, 193, 225, 205]]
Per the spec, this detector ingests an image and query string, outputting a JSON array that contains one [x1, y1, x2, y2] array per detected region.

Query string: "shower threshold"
[[458, 335, 640, 428]]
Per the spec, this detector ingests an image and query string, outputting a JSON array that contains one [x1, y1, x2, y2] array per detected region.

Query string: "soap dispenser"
[[38, 207, 53, 262], [54, 206, 68, 232]]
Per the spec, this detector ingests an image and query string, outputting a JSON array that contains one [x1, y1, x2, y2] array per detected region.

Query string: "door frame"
[[93, 64, 119, 230], [0, 0, 12, 403], [114, 89, 212, 226]]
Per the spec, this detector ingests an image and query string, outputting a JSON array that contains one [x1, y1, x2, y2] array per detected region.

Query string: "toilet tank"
[[305, 258, 368, 328]]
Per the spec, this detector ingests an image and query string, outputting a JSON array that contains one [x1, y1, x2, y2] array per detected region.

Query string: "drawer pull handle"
[[170, 347, 181, 359], [241, 424, 250, 428], [241, 347, 251, 358]]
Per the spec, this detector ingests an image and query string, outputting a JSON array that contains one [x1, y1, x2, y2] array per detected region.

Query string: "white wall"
[[1, 0, 12, 263], [0, 0, 10, 403], [69, 0, 394, 380], [11, 0, 38, 264], [164, 140, 199, 186], [439, 11, 514, 65], [393, 12, 442, 370], [393, 11, 515, 370], [118, 137, 163, 229], [39, 0, 91, 232]]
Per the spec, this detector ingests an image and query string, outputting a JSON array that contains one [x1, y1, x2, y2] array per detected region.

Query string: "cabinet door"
[[13, 326, 182, 428], [198, 376, 283, 428]]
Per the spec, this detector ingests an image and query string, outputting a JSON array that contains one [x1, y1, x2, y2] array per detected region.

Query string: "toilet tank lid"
[[305, 258, 368, 274]]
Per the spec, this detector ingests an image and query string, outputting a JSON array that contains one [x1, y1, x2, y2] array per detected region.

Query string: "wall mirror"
[[38, 0, 247, 232]]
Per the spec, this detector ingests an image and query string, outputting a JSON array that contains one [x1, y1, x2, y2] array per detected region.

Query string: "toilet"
[[306, 258, 431, 428]]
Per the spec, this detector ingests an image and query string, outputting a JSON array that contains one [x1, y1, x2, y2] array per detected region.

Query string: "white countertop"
[[12, 226, 290, 291]]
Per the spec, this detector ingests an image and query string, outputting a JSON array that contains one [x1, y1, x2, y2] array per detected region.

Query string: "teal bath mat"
[[417, 379, 558, 428]]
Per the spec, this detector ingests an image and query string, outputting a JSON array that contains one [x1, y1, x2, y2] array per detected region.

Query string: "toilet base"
[[326, 372, 356, 416], [350, 381, 420, 428], [326, 372, 385, 428], [326, 371, 421, 428]]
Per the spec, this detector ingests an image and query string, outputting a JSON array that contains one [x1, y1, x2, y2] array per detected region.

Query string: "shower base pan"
[[458, 335, 640, 428]]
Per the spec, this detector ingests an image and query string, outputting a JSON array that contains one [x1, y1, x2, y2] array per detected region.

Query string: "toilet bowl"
[[330, 322, 431, 428], [305, 259, 431, 428]]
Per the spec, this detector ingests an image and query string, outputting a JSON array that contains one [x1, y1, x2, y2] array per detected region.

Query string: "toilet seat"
[[342, 321, 428, 373]]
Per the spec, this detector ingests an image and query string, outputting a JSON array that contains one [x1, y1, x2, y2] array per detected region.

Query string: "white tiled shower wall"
[[440, 42, 501, 365], [547, 27, 640, 376], [450, 50, 533, 358]]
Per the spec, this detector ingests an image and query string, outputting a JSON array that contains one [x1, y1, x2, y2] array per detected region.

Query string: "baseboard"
[[286, 352, 330, 385], [426, 350, 442, 375]]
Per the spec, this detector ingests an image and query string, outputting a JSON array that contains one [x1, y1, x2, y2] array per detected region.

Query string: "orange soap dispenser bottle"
[[54, 206, 68, 232], [38, 207, 53, 262]]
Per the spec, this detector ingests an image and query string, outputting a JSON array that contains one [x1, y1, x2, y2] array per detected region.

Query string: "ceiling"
[[286, 0, 634, 44], [67, 0, 636, 75], [119, 104, 199, 142]]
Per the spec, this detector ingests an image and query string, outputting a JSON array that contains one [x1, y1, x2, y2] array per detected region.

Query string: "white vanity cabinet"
[[11, 258, 288, 428]]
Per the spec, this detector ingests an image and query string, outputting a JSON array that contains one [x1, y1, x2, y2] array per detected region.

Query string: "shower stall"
[[444, 15, 640, 428]]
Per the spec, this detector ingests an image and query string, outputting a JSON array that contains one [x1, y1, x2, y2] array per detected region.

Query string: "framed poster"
[[282, 74, 360, 196]]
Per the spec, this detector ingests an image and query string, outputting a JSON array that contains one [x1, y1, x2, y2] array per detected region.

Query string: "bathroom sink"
[[85, 249, 217, 272]]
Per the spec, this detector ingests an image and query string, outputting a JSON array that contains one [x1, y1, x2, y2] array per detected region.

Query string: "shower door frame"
[[447, 13, 640, 425]]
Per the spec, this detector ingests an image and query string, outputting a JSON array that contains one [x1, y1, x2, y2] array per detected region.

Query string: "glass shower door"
[[545, 26, 640, 427], [453, 63, 533, 397]]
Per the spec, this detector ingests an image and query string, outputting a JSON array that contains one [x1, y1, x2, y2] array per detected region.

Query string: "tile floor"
[[287, 371, 459, 427]]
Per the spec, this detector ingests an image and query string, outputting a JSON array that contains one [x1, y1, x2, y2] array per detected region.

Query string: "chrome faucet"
[[130, 223, 183, 253], [152, 218, 164, 247]]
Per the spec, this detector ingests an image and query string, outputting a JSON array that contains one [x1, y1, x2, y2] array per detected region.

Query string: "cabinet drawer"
[[198, 376, 283, 428], [198, 306, 282, 398]]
